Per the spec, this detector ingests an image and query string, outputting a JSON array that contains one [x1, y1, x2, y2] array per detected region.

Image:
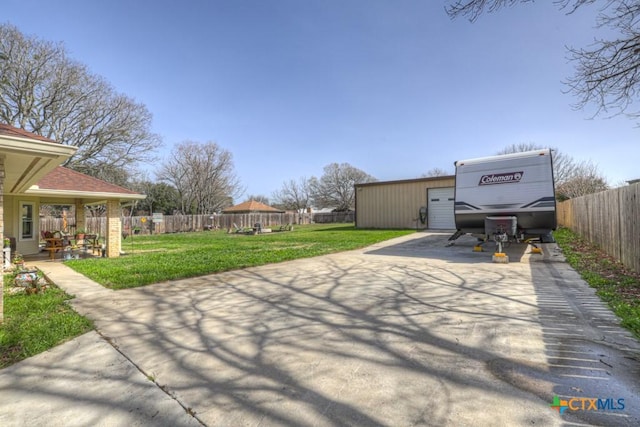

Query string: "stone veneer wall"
[[106, 199, 121, 257], [75, 200, 85, 235]]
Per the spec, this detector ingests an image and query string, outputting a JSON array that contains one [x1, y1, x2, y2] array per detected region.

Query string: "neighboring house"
[[0, 124, 145, 263], [222, 200, 285, 214]]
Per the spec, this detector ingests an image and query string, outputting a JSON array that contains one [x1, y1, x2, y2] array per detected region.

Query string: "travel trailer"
[[449, 149, 556, 244]]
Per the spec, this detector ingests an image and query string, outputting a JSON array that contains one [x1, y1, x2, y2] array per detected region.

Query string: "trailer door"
[[427, 187, 455, 229]]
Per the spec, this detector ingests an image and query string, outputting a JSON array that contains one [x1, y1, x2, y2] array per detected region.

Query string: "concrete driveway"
[[2, 232, 640, 426]]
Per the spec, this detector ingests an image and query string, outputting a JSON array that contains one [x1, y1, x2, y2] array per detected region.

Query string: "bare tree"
[[446, 1, 640, 120], [157, 141, 242, 214], [565, 1, 640, 118], [497, 143, 608, 199], [272, 177, 312, 212], [422, 167, 452, 177], [0, 24, 159, 180], [310, 163, 376, 211], [555, 160, 609, 200], [496, 143, 578, 184]]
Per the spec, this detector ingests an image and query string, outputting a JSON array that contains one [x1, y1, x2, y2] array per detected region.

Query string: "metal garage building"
[[355, 176, 455, 229]]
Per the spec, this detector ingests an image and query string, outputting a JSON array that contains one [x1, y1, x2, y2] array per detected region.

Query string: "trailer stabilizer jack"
[[492, 253, 509, 263], [446, 230, 465, 246]]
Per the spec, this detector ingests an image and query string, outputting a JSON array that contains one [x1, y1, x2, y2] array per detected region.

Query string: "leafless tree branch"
[[310, 163, 376, 211], [446, 1, 640, 121], [497, 143, 609, 199], [0, 23, 160, 181], [157, 141, 242, 215], [272, 178, 312, 212]]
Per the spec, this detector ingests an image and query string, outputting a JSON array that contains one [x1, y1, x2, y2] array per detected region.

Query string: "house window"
[[21, 202, 35, 240]]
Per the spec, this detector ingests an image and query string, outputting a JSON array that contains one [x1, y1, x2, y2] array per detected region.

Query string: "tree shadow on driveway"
[[79, 235, 569, 426], [10, 231, 639, 426], [366, 231, 640, 425]]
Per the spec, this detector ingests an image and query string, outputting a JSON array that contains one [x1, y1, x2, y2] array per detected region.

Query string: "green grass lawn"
[[1, 278, 93, 368], [3, 225, 636, 370], [65, 223, 415, 289], [554, 227, 640, 339]]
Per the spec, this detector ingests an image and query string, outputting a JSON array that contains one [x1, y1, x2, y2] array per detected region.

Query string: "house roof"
[[27, 166, 145, 200], [0, 123, 143, 201], [0, 123, 77, 194], [0, 124, 58, 144], [223, 200, 284, 213], [36, 166, 138, 194]]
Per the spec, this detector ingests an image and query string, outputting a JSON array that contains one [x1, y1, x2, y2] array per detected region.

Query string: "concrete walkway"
[[0, 262, 201, 426], [1, 232, 639, 426]]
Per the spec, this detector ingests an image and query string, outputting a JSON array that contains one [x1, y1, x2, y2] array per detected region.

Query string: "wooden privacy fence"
[[40, 217, 78, 235], [312, 211, 355, 223], [557, 182, 640, 274], [40, 212, 354, 236]]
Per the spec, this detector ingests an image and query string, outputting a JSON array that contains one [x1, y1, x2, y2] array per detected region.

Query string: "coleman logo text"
[[478, 171, 523, 186]]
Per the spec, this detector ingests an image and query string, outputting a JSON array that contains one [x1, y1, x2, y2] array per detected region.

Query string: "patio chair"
[[82, 234, 100, 255]]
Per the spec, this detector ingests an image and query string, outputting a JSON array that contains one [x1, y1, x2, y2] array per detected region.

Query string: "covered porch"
[[0, 124, 145, 267], [22, 241, 103, 263]]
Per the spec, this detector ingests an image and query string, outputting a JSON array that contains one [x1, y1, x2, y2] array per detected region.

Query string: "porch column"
[[75, 200, 85, 234], [106, 199, 121, 258], [0, 155, 5, 322]]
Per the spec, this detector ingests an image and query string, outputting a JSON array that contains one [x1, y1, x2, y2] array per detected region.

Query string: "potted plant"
[[75, 228, 86, 240], [3, 237, 10, 248], [13, 253, 24, 270]]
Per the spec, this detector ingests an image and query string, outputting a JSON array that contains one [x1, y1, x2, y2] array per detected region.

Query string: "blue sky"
[[4, 0, 638, 198]]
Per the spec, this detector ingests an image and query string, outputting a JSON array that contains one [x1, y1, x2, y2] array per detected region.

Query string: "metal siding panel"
[[355, 177, 455, 229]]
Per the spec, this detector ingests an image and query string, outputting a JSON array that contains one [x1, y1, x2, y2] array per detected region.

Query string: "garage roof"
[[355, 175, 454, 188]]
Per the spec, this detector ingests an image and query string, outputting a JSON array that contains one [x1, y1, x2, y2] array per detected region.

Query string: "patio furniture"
[[43, 237, 64, 260], [82, 234, 100, 255], [276, 223, 293, 232]]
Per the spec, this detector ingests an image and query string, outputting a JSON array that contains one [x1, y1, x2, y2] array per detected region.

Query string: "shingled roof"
[[0, 124, 58, 143], [35, 166, 140, 195], [223, 200, 284, 213]]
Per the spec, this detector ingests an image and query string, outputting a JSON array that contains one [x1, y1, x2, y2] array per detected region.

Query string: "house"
[[0, 124, 145, 264]]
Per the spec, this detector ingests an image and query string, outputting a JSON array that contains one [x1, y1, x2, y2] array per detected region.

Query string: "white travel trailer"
[[449, 149, 556, 244]]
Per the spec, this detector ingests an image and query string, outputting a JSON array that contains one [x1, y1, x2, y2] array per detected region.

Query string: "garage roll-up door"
[[427, 187, 455, 229]]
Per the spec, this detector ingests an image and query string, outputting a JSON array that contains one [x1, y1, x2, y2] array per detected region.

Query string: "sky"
[[3, 0, 638, 198]]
